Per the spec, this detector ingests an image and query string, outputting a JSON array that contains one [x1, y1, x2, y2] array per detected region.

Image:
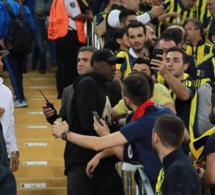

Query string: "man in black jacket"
[[152, 115, 202, 195], [57, 49, 124, 195]]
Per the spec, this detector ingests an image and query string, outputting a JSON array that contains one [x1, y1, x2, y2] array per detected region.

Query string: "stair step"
[[19, 158, 64, 166], [19, 146, 64, 158], [14, 102, 61, 114], [17, 188, 67, 195], [15, 114, 48, 123], [16, 129, 53, 138], [8, 86, 58, 96], [1, 71, 56, 78], [4, 78, 56, 86], [16, 178, 66, 188], [18, 138, 65, 147], [14, 166, 65, 178]]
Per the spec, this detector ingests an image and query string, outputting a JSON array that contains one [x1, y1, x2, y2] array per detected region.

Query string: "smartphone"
[[39, 89, 59, 118], [92, 111, 102, 125], [153, 48, 163, 61]]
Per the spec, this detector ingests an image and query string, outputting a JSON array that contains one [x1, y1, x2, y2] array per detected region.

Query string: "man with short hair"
[[114, 21, 147, 86], [151, 47, 197, 148], [112, 57, 176, 122], [156, 35, 197, 80], [185, 18, 213, 65], [52, 49, 125, 195], [144, 24, 157, 59], [153, 115, 202, 195], [43, 46, 97, 125], [52, 73, 174, 191]]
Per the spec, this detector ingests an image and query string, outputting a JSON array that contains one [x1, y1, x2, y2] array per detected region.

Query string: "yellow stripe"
[[200, 53, 214, 62], [80, 0, 88, 7], [189, 92, 198, 140]]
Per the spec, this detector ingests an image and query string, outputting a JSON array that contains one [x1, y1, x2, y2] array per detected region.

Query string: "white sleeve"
[[8, 90, 18, 153], [64, 0, 81, 18], [107, 9, 121, 28], [136, 12, 152, 24]]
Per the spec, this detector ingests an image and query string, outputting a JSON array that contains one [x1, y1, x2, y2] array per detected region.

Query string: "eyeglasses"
[[185, 27, 199, 31], [206, 1, 215, 6]]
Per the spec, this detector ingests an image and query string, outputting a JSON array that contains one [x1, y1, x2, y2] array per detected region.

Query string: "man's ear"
[[183, 62, 189, 71], [93, 61, 99, 70], [124, 96, 130, 105], [116, 38, 122, 45], [153, 131, 159, 143]]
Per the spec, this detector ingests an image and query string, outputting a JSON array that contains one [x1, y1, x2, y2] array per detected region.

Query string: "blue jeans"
[[35, 19, 46, 72]]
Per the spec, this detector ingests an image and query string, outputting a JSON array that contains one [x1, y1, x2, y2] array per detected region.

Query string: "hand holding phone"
[[92, 111, 102, 125], [153, 48, 163, 61]]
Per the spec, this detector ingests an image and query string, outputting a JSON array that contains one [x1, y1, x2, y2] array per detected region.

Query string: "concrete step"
[[17, 138, 65, 147], [19, 157, 64, 166], [7, 86, 58, 96], [17, 188, 67, 195], [16, 129, 53, 139], [14, 166, 65, 178], [2, 71, 56, 79], [18, 146, 64, 158], [16, 178, 67, 188], [4, 78, 56, 86], [15, 114, 48, 123]]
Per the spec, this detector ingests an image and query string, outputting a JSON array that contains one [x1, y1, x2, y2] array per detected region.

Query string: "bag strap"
[[3, 1, 16, 20], [19, 4, 25, 19]]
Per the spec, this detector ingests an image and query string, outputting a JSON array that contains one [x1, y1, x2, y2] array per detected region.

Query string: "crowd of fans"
[[1, 0, 215, 194]]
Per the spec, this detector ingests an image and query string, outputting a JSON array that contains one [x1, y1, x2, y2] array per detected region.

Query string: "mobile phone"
[[92, 111, 102, 125], [39, 89, 59, 118], [153, 48, 163, 61]]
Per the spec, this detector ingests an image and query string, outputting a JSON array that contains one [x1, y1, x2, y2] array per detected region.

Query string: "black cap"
[[0, 45, 9, 57], [91, 49, 124, 65]]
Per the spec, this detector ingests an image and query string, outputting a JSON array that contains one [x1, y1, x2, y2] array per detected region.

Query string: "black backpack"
[[3, 1, 34, 55]]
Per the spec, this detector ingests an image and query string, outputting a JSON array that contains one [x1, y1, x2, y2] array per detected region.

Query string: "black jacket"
[[64, 72, 117, 174]]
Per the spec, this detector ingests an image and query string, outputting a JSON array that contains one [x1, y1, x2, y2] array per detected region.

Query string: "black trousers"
[[56, 30, 85, 98], [67, 166, 124, 195]]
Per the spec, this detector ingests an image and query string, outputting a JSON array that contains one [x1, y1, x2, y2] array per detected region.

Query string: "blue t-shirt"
[[120, 105, 173, 190]]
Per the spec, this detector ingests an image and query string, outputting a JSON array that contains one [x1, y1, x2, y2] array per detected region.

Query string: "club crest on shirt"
[[128, 144, 133, 159], [70, 2, 76, 8]]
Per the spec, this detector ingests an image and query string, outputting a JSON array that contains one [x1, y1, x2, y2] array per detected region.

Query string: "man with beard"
[[152, 115, 202, 195], [152, 47, 197, 147], [52, 73, 174, 191], [114, 21, 147, 87], [143, 24, 157, 59]]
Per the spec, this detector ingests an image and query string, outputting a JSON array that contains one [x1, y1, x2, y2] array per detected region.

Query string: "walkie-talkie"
[[39, 89, 60, 119]]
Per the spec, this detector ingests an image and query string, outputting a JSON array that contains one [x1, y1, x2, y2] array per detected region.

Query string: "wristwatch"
[[61, 131, 69, 141], [11, 151, 20, 157]]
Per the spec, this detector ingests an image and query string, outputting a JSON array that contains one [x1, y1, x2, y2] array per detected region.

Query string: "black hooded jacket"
[[64, 72, 118, 174]]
